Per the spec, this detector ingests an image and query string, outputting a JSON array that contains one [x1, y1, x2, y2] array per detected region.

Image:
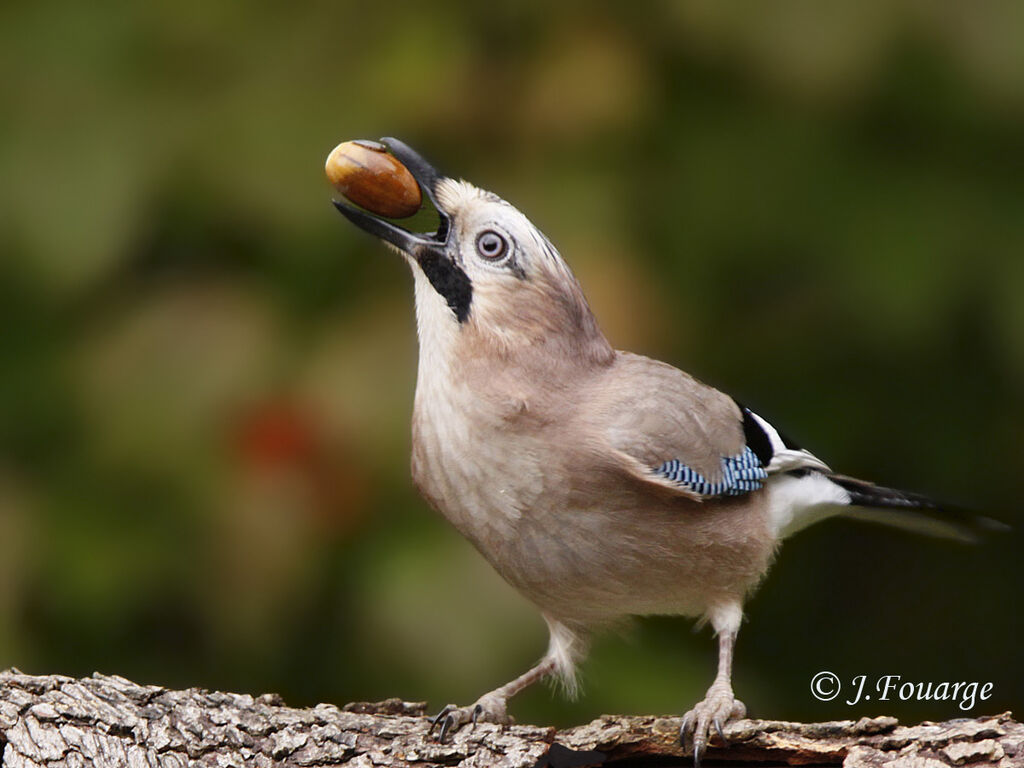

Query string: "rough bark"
[[0, 670, 1019, 767]]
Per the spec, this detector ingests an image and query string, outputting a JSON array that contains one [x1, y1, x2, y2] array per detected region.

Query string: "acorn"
[[325, 140, 422, 219]]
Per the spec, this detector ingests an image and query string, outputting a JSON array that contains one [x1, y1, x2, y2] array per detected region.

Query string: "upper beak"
[[332, 137, 450, 259]]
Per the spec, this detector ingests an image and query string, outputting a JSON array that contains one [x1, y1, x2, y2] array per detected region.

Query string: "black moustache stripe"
[[417, 251, 473, 323]]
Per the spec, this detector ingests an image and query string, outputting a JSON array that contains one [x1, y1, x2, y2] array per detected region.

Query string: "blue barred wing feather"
[[656, 447, 769, 497]]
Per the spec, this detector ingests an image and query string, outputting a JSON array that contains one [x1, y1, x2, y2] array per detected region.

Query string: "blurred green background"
[[1, 1, 1021, 728]]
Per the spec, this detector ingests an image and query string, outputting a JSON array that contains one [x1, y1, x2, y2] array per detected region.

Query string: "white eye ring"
[[475, 230, 509, 261]]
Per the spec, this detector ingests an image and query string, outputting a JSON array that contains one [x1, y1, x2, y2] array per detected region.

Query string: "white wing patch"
[[748, 409, 831, 474]]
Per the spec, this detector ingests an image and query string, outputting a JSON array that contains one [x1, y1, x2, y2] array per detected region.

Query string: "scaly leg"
[[429, 656, 557, 741], [429, 616, 581, 742], [680, 609, 747, 767]]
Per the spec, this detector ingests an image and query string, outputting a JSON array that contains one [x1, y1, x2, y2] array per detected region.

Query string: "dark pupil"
[[478, 231, 505, 259]]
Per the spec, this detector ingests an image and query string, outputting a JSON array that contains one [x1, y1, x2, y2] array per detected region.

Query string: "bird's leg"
[[680, 626, 746, 767], [429, 656, 557, 742]]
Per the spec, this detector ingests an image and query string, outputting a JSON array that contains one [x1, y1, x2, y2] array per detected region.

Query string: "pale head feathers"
[[425, 178, 612, 367]]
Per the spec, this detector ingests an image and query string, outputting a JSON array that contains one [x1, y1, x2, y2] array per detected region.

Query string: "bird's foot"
[[427, 691, 511, 742], [679, 682, 745, 767]]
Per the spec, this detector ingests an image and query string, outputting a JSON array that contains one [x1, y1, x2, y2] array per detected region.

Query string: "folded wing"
[[595, 352, 828, 501]]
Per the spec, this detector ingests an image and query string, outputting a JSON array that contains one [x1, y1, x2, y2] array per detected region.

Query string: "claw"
[[426, 696, 509, 742], [714, 717, 727, 746], [428, 704, 454, 737], [438, 713, 455, 743], [679, 712, 692, 751], [680, 683, 744, 765]]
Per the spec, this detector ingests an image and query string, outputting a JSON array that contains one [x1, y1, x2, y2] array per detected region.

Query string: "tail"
[[827, 473, 1008, 542]]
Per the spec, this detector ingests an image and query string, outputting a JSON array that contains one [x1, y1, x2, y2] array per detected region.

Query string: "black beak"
[[332, 137, 450, 259]]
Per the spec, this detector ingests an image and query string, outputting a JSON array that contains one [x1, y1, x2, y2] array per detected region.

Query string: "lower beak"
[[332, 137, 450, 259]]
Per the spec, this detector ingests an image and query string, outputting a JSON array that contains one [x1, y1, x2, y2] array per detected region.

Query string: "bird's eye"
[[475, 230, 508, 261]]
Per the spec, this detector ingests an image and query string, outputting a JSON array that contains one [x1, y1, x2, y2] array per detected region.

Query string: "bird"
[[331, 137, 1000, 764]]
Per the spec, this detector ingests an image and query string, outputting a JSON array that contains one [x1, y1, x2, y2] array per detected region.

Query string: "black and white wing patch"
[[653, 403, 829, 499], [740, 403, 831, 474]]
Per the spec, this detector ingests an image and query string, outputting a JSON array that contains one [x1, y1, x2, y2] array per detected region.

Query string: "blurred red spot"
[[228, 398, 369, 535], [234, 401, 319, 470]]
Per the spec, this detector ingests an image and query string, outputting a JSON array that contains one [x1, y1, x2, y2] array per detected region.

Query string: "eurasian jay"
[[332, 138, 996, 764]]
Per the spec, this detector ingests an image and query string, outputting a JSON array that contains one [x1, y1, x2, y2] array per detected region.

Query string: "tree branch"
[[0, 669, 1019, 767]]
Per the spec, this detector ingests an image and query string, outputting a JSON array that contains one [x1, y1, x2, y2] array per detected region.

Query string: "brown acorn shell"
[[325, 140, 422, 219]]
